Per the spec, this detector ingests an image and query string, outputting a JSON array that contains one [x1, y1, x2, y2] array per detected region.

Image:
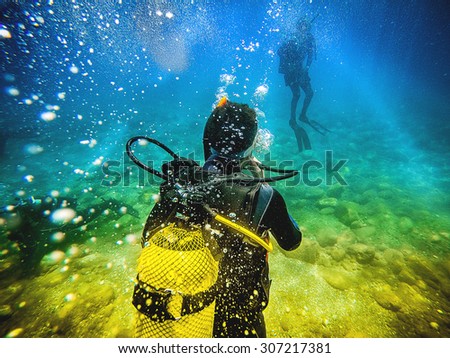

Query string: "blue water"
[[0, 0, 449, 338]]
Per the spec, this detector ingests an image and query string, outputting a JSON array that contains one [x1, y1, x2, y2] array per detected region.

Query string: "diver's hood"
[[202, 101, 258, 161]]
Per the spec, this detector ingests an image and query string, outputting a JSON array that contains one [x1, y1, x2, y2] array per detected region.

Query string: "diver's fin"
[[291, 122, 312, 152], [307, 119, 331, 136], [299, 115, 331, 136]]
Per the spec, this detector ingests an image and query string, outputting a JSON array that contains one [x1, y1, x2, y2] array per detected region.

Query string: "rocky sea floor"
[[1, 113, 449, 338]]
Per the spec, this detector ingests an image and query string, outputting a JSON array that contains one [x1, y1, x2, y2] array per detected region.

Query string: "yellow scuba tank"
[[134, 223, 219, 338]]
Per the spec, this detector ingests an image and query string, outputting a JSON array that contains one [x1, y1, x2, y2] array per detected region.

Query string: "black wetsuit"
[[138, 156, 302, 338], [204, 155, 301, 337], [278, 33, 315, 88]]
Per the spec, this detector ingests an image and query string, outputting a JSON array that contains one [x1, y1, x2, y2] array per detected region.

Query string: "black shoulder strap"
[[247, 184, 273, 234]]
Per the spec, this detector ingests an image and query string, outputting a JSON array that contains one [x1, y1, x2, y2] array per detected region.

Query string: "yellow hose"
[[214, 214, 273, 252]]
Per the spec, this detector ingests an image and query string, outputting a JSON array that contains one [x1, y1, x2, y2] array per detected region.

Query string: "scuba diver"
[[128, 98, 301, 338], [278, 17, 330, 153]]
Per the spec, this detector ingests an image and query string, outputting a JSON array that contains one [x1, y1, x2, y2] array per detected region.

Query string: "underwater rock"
[[347, 243, 376, 265], [74, 252, 107, 270], [317, 253, 333, 267], [334, 202, 361, 227], [320, 269, 354, 290], [316, 228, 338, 247], [376, 182, 391, 190], [0, 304, 13, 321], [382, 249, 405, 274], [328, 247, 346, 262], [284, 238, 319, 264], [370, 252, 388, 268], [45, 267, 71, 287], [319, 207, 335, 215], [326, 184, 345, 199], [318, 197, 338, 208], [407, 256, 441, 289], [398, 269, 417, 286], [303, 188, 325, 200], [429, 233, 441, 243], [352, 226, 376, 240], [54, 301, 77, 333], [350, 220, 366, 229], [360, 265, 390, 282], [378, 190, 394, 200], [91, 284, 115, 307], [398, 217, 414, 234], [359, 189, 378, 205], [336, 229, 358, 246], [299, 241, 320, 264], [396, 283, 428, 311], [280, 315, 292, 332], [373, 286, 402, 312], [364, 200, 389, 217], [102, 304, 133, 337]]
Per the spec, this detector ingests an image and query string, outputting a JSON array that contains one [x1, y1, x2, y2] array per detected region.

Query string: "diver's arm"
[[261, 189, 301, 251]]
